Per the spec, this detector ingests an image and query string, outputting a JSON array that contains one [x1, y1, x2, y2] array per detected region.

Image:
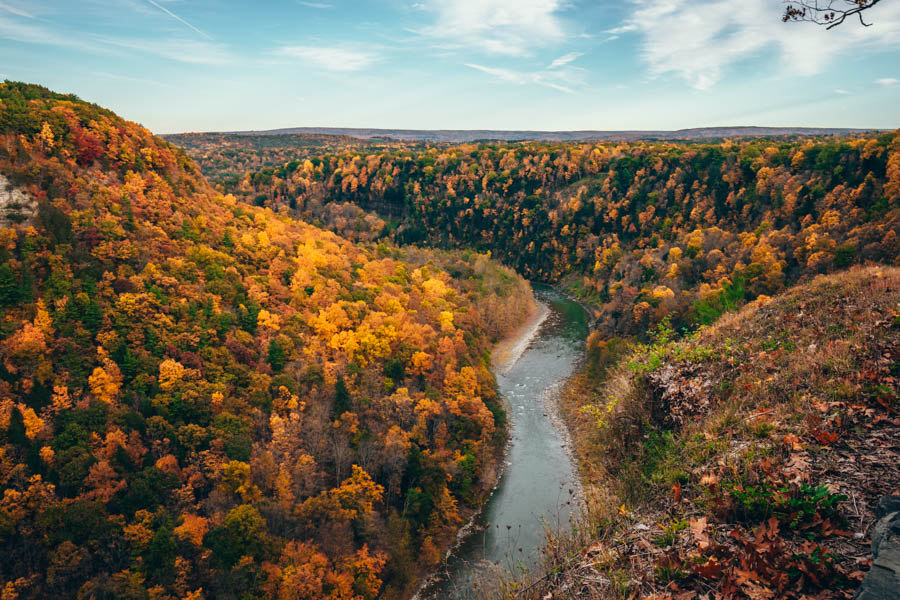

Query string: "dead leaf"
[[782, 433, 803, 451], [785, 452, 810, 484], [692, 557, 722, 578], [700, 472, 719, 487], [690, 517, 711, 550]]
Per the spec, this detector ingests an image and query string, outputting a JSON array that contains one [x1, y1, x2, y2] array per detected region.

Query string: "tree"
[[38, 121, 55, 152], [144, 526, 176, 583], [783, 0, 883, 29], [204, 504, 272, 568], [332, 375, 351, 418]]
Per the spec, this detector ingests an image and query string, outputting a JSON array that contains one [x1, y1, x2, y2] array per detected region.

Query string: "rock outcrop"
[[0, 173, 37, 227], [855, 495, 900, 600]]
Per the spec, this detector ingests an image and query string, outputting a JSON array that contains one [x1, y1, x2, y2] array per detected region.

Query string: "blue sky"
[[1, 0, 899, 133]]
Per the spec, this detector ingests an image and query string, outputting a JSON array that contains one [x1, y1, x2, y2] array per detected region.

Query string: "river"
[[420, 285, 590, 599]]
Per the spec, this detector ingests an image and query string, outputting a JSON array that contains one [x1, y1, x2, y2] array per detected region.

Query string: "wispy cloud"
[[548, 52, 582, 69], [419, 0, 568, 56], [617, 0, 900, 89], [0, 15, 99, 51], [90, 70, 177, 89], [0, 9, 231, 65], [604, 23, 637, 35], [0, 1, 32, 18], [297, 1, 333, 8], [466, 62, 580, 93], [834, 88, 851, 94], [875, 77, 899, 86], [274, 45, 377, 71], [145, 0, 212, 40], [98, 36, 232, 64]]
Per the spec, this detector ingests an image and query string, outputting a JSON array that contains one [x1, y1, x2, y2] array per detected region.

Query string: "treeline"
[[162, 132, 424, 194], [222, 132, 899, 338], [0, 81, 533, 599]]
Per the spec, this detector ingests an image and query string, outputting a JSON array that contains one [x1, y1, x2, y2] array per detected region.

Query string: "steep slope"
[[0, 82, 533, 599], [513, 267, 899, 599]]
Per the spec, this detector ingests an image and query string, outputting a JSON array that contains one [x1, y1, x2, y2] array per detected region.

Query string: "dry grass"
[[503, 266, 900, 599]]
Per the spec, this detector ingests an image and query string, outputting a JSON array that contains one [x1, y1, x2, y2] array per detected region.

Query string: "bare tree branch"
[[783, 0, 883, 29]]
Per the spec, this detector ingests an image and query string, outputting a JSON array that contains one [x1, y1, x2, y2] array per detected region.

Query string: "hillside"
[[203, 131, 900, 340], [510, 267, 899, 599], [0, 82, 534, 599]]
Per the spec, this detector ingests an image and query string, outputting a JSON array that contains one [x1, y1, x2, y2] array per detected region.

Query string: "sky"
[[1, 0, 899, 133]]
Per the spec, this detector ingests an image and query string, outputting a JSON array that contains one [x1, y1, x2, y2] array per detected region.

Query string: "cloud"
[[0, 8, 228, 64], [875, 77, 899, 86], [419, 0, 568, 56], [90, 70, 176, 89], [98, 36, 233, 64], [297, 1, 333, 7], [144, 0, 212, 40], [0, 15, 99, 51], [274, 45, 377, 71], [465, 62, 580, 93], [604, 23, 637, 34], [548, 52, 582, 69], [0, 1, 33, 18], [617, 0, 900, 89], [834, 88, 851, 94]]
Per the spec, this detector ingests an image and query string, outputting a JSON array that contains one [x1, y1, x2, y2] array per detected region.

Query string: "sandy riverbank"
[[491, 300, 551, 375]]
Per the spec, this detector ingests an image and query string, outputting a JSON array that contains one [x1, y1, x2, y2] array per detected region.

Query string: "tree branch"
[[782, 0, 883, 29]]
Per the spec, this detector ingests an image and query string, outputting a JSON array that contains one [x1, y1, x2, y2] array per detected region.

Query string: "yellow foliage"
[[422, 277, 448, 298], [39, 446, 54, 464], [89, 361, 122, 404], [651, 286, 675, 300], [174, 514, 209, 547], [18, 406, 44, 440], [257, 309, 281, 331], [439, 311, 454, 332], [33, 300, 53, 336], [158, 359, 186, 391], [123, 511, 155, 551], [38, 122, 55, 150]]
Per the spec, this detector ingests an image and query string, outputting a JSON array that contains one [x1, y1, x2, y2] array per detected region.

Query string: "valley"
[[0, 80, 897, 600]]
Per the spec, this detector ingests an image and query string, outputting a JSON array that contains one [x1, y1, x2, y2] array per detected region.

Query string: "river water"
[[421, 285, 590, 599]]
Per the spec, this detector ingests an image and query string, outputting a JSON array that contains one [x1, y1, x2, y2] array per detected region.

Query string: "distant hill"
[[202, 125, 875, 143]]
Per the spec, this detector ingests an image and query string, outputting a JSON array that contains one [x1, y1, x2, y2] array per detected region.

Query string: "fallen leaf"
[[785, 452, 810, 484], [782, 433, 803, 451], [700, 472, 719, 487]]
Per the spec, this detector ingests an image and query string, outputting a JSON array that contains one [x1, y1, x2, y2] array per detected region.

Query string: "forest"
[[0, 82, 535, 599], [216, 131, 899, 341], [171, 118, 900, 600]]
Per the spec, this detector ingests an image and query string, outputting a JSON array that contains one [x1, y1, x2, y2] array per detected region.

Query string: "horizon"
[[2, 1, 900, 134], [169, 125, 880, 139]]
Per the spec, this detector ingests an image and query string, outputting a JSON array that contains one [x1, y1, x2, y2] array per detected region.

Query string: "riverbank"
[[504, 267, 900, 600], [492, 300, 550, 374], [418, 286, 590, 599], [412, 297, 550, 600]]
